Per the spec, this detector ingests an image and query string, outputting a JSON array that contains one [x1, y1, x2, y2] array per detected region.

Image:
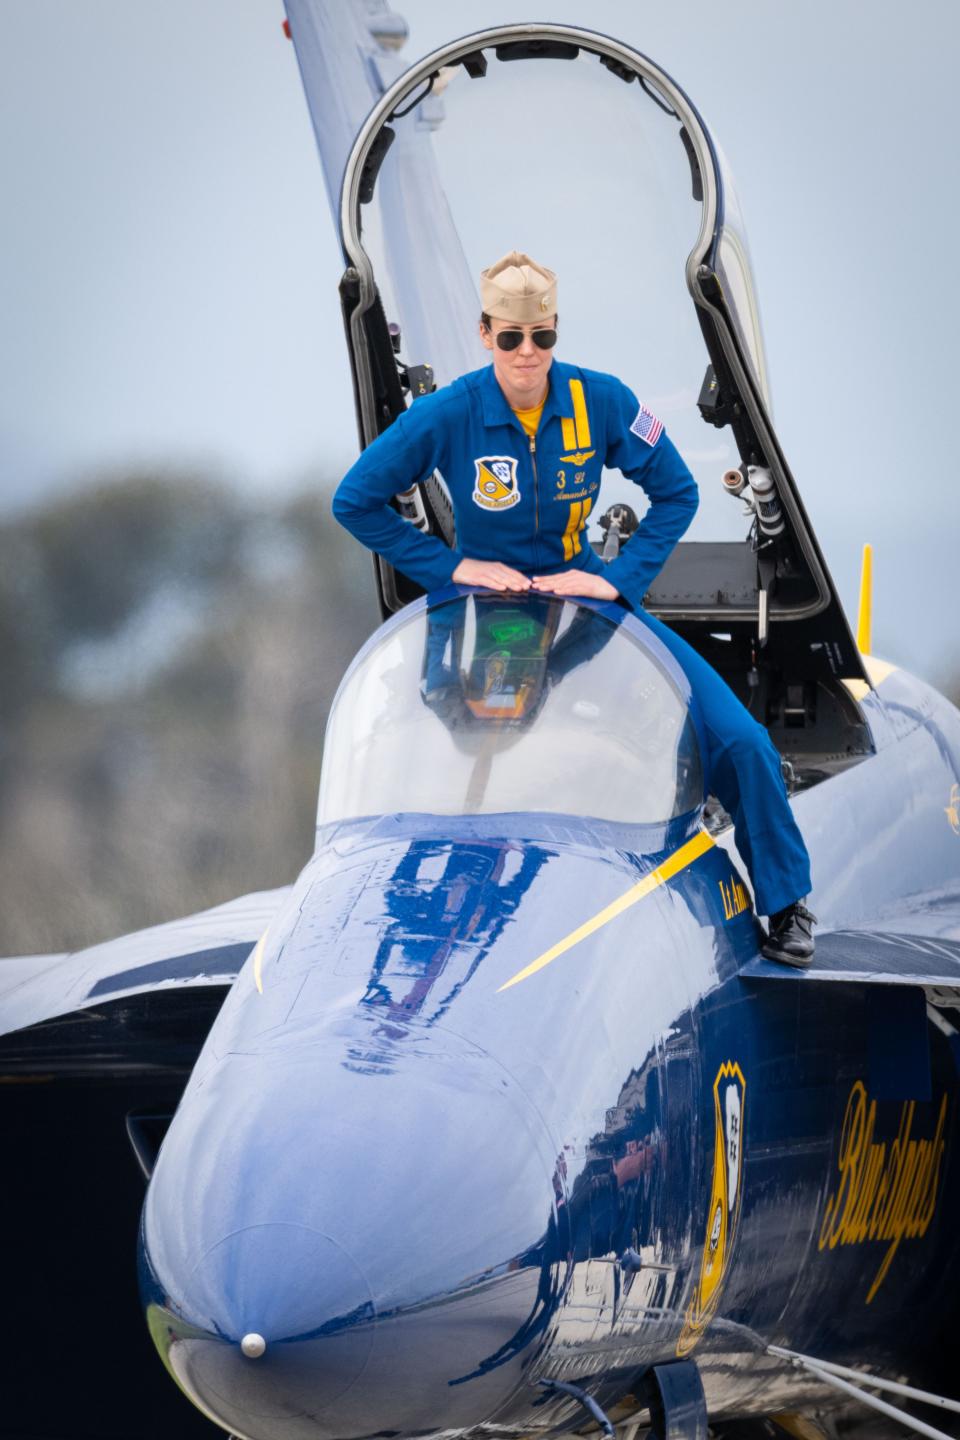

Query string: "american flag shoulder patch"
[[630, 404, 663, 447]]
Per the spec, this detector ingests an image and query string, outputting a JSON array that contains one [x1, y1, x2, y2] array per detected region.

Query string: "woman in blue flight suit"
[[333, 251, 815, 965]]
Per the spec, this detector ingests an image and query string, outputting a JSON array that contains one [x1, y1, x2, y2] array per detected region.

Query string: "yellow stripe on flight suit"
[[561, 497, 594, 560], [497, 829, 715, 992], [560, 383, 595, 463], [570, 379, 591, 450], [562, 501, 583, 561]]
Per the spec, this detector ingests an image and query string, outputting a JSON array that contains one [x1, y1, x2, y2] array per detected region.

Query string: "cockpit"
[[318, 594, 703, 826]]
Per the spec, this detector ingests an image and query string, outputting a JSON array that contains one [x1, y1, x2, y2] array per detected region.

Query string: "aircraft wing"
[[0, 895, 290, 1438], [740, 895, 960, 990], [0, 885, 288, 1040], [740, 915, 960, 1100]]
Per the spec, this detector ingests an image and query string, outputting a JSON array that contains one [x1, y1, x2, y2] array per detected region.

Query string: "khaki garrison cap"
[[480, 251, 557, 323]]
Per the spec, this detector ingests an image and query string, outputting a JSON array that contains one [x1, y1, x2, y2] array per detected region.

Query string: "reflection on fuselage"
[[357, 838, 550, 1045]]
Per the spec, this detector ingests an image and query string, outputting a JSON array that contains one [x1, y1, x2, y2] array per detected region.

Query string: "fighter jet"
[[3, 15, 960, 1440]]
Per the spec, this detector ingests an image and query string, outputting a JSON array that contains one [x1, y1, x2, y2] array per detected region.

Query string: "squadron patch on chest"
[[473, 456, 521, 510]]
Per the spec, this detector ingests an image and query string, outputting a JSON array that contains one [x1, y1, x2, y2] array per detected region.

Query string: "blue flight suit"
[[333, 359, 811, 915]]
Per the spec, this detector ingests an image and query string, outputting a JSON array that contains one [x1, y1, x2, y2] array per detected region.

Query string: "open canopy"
[[285, 13, 867, 694]]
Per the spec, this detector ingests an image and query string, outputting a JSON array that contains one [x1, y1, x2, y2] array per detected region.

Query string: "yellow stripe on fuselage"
[[252, 929, 269, 994], [843, 653, 899, 703], [497, 829, 715, 992], [863, 654, 897, 686], [570, 379, 591, 450]]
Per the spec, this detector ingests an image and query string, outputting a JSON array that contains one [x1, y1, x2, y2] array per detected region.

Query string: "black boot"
[[762, 901, 816, 967]]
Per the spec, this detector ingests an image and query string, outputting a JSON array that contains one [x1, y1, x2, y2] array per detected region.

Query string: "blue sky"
[[2, 1, 958, 683]]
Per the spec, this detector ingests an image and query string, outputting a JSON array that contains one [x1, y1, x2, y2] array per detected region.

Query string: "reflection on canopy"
[[318, 595, 703, 825]]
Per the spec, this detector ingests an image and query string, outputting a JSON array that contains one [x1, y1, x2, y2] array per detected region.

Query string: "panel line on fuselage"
[[496, 828, 715, 992]]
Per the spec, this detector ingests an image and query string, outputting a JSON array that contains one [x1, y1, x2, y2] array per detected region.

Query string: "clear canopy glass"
[[318, 595, 703, 826]]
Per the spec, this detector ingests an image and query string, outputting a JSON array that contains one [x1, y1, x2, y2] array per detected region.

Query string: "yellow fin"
[[856, 542, 873, 654]]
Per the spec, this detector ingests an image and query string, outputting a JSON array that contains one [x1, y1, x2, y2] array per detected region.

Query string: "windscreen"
[[318, 595, 703, 825], [358, 47, 767, 545]]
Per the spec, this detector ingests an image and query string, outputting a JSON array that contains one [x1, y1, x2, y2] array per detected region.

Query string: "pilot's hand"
[[531, 571, 619, 600], [452, 557, 532, 592]]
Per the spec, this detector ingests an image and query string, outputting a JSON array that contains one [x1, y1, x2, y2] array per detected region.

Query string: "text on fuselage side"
[[818, 1079, 948, 1302], [718, 874, 750, 920]]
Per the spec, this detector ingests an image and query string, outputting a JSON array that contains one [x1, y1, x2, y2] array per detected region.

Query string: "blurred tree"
[[0, 473, 380, 954]]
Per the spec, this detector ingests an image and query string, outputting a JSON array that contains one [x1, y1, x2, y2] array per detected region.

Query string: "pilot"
[[333, 251, 815, 966]]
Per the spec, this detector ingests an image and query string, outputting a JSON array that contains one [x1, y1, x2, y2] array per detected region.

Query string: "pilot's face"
[[480, 316, 557, 404]]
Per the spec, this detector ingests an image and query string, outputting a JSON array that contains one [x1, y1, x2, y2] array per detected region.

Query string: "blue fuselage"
[[140, 656, 960, 1440]]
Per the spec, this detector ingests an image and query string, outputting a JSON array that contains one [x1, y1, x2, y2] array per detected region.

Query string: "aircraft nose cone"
[[142, 1013, 562, 1439], [165, 1224, 375, 1430], [152, 1214, 548, 1440]]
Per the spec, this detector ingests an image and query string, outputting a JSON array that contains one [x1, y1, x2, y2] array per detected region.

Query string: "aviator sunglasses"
[[492, 327, 558, 352]]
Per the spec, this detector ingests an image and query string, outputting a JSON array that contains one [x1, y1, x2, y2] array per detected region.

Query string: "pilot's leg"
[[632, 611, 814, 961]]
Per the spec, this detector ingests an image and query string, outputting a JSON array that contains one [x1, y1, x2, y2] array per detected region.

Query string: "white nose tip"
[[241, 1332, 266, 1359]]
